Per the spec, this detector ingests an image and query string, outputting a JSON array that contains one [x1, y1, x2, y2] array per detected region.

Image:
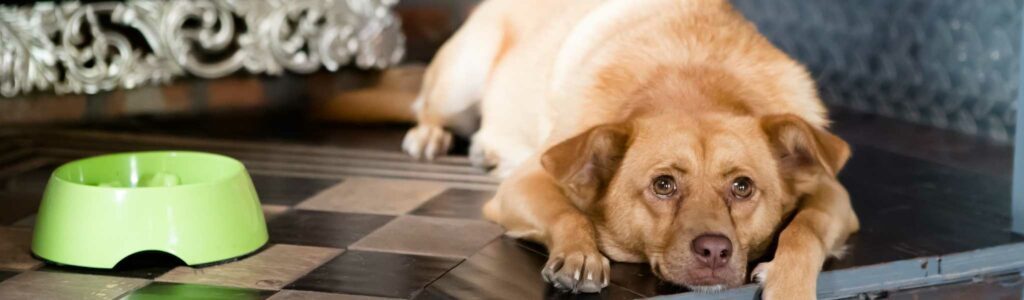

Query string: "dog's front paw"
[[542, 249, 610, 293], [468, 139, 499, 169], [751, 261, 815, 300], [402, 124, 452, 161]]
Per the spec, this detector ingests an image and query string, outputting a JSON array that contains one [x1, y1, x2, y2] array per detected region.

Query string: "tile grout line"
[[413, 257, 469, 299], [279, 246, 346, 293]]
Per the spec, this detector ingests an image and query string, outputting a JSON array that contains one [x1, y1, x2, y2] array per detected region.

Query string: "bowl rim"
[[50, 151, 248, 191]]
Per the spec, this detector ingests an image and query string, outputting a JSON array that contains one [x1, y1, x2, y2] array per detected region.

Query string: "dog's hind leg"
[[402, 3, 509, 161]]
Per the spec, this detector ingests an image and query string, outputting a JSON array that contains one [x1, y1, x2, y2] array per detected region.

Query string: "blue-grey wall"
[[731, 0, 1023, 143]]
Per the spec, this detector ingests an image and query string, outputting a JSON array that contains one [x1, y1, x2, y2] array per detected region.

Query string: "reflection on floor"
[[0, 110, 1021, 299]]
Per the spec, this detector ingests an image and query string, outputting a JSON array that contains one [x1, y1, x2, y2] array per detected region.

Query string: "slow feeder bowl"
[[32, 151, 268, 269]]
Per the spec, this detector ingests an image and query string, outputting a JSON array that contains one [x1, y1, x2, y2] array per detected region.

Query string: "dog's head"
[[541, 108, 849, 290]]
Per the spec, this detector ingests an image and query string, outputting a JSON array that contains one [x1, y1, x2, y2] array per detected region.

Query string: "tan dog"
[[391, 0, 860, 298]]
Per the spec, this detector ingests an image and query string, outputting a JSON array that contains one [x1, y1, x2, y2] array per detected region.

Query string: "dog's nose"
[[691, 234, 732, 269]]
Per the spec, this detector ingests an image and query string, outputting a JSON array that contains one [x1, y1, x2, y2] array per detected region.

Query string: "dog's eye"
[[651, 175, 677, 197], [731, 177, 755, 199]]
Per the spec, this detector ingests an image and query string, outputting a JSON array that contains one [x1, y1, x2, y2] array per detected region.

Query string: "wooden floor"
[[0, 109, 1022, 299]]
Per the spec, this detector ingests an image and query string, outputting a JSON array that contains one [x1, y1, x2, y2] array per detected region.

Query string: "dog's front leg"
[[542, 208, 611, 293], [753, 177, 859, 300], [485, 162, 610, 293]]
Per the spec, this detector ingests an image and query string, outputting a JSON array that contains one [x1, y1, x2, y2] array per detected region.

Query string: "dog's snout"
[[691, 234, 732, 269]]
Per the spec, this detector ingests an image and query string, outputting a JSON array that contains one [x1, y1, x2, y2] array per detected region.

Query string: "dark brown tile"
[[608, 262, 687, 297], [824, 145, 1024, 270], [119, 282, 276, 300], [267, 210, 394, 249], [417, 237, 546, 298], [480, 237, 698, 297], [0, 270, 15, 282], [349, 215, 503, 258], [410, 189, 495, 220], [286, 250, 462, 299], [250, 175, 341, 206], [420, 237, 644, 300]]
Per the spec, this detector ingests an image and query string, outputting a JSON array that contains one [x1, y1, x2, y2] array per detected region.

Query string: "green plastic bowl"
[[32, 151, 268, 269]]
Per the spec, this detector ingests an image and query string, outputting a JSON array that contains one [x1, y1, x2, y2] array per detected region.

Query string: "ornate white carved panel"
[[0, 0, 405, 97]]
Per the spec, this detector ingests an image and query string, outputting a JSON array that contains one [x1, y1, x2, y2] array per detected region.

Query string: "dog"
[[327, 0, 860, 298]]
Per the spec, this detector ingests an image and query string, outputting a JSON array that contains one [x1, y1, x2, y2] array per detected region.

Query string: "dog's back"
[[476, 0, 827, 155], [321, 0, 828, 171]]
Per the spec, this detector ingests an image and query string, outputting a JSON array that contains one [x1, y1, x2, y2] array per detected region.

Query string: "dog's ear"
[[541, 123, 631, 207], [761, 114, 850, 177]]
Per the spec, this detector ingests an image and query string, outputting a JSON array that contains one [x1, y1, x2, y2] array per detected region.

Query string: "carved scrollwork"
[[0, 0, 405, 97]]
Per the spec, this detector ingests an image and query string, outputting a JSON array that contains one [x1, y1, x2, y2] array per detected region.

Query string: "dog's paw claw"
[[542, 250, 610, 293], [751, 262, 771, 284], [402, 124, 452, 161]]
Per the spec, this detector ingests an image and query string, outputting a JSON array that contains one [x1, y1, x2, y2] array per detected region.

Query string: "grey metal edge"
[[651, 242, 1024, 300]]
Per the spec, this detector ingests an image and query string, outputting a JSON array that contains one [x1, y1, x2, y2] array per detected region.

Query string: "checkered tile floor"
[[2, 124, 1022, 299], [0, 129, 670, 299]]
